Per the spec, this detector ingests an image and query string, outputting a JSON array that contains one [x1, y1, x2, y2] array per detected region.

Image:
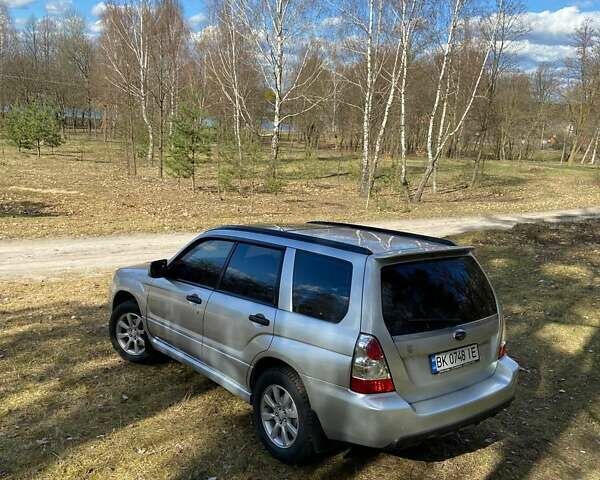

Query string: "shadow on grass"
[[1, 221, 598, 479], [0, 201, 58, 218], [0, 301, 218, 479]]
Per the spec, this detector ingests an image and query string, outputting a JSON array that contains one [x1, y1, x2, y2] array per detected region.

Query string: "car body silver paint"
[[146, 277, 210, 359], [302, 355, 518, 448], [109, 225, 519, 448]]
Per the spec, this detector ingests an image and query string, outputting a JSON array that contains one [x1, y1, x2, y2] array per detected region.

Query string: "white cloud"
[[91, 2, 106, 17], [188, 12, 207, 28], [321, 16, 342, 28], [506, 6, 600, 66], [522, 6, 600, 46], [88, 19, 103, 35], [505, 39, 577, 64], [3, 0, 36, 7], [192, 24, 217, 42], [46, 0, 72, 16]]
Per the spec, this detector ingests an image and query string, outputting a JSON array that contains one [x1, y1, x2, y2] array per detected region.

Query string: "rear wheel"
[[109, 299, 161, 364], [252, 366, 324, 464]]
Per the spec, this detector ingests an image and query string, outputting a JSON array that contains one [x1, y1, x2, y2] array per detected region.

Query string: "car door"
[[145, 239, 235, 359], [202, 241, 284, 388]]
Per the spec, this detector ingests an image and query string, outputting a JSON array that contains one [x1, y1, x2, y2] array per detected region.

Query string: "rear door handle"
[[249, 313, 270, 326], [185, 294, 203, 304]]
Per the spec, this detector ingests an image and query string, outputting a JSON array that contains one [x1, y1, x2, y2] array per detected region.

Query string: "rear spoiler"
[[372, 246, 474, 262]]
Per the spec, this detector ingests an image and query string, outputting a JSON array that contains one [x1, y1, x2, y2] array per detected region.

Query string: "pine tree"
[[6, 107, 32, 152], [166, 104, 213, 191], [6, 103, 64, 156]]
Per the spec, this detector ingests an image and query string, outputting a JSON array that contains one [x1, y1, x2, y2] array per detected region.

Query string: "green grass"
[[1, 220, 598, 479]]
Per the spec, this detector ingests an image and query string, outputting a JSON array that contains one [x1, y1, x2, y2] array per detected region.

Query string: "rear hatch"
[[373, 252, 501, 403]]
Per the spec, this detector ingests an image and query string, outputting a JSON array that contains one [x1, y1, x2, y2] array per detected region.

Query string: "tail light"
[[498, 309, 507, 358], [350, 334, 395, 394], [498, 341, 507, 359]]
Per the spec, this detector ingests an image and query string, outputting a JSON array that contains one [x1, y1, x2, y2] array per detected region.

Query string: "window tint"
[[381, 256, 497, 336], [168, 239, 234, 288], [292, 251, 353, 323], [219, 243, 283, 305]]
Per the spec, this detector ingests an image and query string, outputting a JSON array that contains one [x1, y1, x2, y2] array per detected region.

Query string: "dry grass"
[[1, 220, 599, 480], [1, 136, 599, 239]]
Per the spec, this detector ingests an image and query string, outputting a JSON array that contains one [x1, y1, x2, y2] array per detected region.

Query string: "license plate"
[[430, 344, 479, 374]]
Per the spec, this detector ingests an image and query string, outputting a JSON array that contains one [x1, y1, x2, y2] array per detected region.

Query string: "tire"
[[252, 366, 325, 464], [109, 299, 162, 364]]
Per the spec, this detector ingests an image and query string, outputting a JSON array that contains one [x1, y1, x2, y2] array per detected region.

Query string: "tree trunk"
[[269, 0, 285, 181], [567, 139, 580, 165], [359, 0, 376, 197], [270, 99, 281, 179], [191, 152, 195, 192], [141, 96, 154, 165], [581, 138, 592, 164], [414, 0, 460, 202], [590, 129, 600, 165], [366, 35, 404, 206], [398, 27, 409, 187]]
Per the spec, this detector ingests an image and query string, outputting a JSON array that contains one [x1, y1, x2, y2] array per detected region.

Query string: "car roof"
[[211, 221, 457, 256]]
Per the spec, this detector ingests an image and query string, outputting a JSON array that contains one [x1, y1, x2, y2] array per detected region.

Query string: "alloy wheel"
[[115, 312, 146, 356], [260, 384, 299, 449]]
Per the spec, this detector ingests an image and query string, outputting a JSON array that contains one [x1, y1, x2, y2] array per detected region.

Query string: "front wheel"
[[252, 366, 324, 464], [109, 299, 161, 364]]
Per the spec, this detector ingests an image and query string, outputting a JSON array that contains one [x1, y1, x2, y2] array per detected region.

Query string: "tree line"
[[0, 0, 598, 201]]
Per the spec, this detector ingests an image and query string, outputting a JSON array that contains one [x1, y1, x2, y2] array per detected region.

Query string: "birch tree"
[[396, 0, 421, 189], [152, 0, 188, 176], [565, 21, 599, 165], [0, 3, 16, 112], [336, 0, 386, 196], [233, 0, 326, 179], [413, 0, 505, 203], [102, 1, 156, 164], [470, 0, 524, 186], [365, 0, 421, 203], [58, 15, 95, 134], [205, 0, 252, 178]]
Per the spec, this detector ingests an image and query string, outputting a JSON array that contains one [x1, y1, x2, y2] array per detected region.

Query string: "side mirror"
[[149, 259, 168, 278]]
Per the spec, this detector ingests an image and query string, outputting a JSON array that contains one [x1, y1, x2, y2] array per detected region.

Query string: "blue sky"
[[3, 0, 209, 32], [3, 0, 600, 68]]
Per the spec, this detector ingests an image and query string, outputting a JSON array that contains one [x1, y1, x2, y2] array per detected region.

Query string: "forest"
[[0, 0, 598, 205]]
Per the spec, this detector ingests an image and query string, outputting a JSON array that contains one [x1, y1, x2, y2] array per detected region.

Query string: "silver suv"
[[108, 222, 518, 464]]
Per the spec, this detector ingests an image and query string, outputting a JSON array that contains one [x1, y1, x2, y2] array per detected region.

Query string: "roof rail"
[[306, 221, 457, 247], [212, 225, 373, 255]]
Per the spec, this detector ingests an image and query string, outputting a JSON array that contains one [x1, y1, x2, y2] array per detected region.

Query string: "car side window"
[[292, 250, 353, 323], [219, 243, 284, 305], [168, 239, 234, 288]]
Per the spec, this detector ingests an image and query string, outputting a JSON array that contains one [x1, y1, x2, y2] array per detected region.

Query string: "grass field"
[[1, 220, 598, 480], [1, 136, 599, 239]]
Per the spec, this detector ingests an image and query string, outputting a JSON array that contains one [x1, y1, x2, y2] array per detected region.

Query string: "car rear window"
[[381, 256, 497, 336]]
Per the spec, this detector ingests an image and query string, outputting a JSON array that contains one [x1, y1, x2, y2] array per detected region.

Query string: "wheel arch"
[[112, 289, 139, 311], [249, 355, 303, 396]]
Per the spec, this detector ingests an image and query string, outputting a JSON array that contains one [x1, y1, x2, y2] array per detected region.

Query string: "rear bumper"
[[303, 355, 519, 449]]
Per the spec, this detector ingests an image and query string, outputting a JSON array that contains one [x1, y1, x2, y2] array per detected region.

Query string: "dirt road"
[[1, 206, 599, 280]]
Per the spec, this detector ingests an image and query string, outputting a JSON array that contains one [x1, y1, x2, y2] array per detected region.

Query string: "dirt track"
[[1, 206, 599, 280]]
